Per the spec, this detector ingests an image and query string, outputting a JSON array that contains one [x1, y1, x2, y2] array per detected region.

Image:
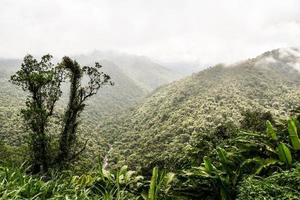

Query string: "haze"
[[1, 0, 300, 66]]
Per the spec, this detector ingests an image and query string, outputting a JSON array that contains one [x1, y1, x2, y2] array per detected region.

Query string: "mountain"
[[0, 52, 180, 155], [0, 51, 182, 118], [104, 48, 300, 170], [2, 48, 300, 171], [76, 51, 182, 92]]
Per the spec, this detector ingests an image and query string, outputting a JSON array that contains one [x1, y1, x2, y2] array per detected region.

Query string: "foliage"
[[0, 162, 176, 200], [90, 165, 143, 199], [237, 166, 300, 199], [10, 54, 63, 173], [186, 122, 238, 166], [240, 110, 274, 132], [104, 57, 300, 170], [287, 118, 300, 150], [182, 148, 241, 199], [179, 113, 300, 199], [0, 164, 92, 199], [142, 167, 175, 200], [9, 55, 113, 172]]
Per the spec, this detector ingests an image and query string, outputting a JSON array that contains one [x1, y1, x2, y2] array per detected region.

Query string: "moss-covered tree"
[[56, 57, 112, 166]]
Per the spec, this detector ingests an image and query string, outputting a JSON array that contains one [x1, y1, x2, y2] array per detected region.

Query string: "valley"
[[1, 48, 300, 199]]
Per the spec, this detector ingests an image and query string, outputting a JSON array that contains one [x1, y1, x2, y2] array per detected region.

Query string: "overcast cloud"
[[1, 0, 300, 65]]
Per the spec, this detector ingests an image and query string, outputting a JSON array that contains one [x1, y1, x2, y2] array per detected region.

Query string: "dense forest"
[[1, 48, 300, 199]]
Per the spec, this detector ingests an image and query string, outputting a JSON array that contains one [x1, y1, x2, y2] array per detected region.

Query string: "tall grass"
[[0, 164, 91, 199], [0, 163, 175, 199]]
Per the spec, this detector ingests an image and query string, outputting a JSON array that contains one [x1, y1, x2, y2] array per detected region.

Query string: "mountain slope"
[[0, 52, 180, 160], [105, 48, 300, 170], [76, 51, 182, 92], [0, 51, 181, 119], [81, 59, 145, 120], [0, 57, 145, 128]]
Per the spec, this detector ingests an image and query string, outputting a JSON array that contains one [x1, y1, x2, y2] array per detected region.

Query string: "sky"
[[1, 0, 300, 65]]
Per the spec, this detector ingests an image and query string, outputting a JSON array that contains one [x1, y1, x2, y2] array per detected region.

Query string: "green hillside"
[[105, 48, 300, 170], [0, 53, 179, 163], [0, 52, 180, 120]]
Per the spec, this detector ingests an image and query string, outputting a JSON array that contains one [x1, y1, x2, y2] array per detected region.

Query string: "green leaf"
[[148, 167, 158, 200], [255, 159, 279, 175], [203, 156, 215, 173], [102, 168, 111, 179], [120, 165, 128, 175], [164, 172, 175, 186], [141, 191, 148, 200], [217, 147, 228, 165], [266, 120, 277, 140], [277, 143, 292, 165], [220, 187, 229, 200], [288, 118, 300, 150]]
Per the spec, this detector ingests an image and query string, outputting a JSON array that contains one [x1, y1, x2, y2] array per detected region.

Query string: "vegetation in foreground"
[[2, 109, 300, 199]]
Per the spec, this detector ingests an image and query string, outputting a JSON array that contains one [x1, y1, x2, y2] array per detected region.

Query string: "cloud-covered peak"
[[255, 47, 300, 71]]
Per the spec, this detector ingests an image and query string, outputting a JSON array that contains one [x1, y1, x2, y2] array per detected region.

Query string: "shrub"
[[237, 166, 300, 199]]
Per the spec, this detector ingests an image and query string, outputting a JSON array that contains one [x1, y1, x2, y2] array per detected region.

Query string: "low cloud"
[[0, 0, 300, 65]]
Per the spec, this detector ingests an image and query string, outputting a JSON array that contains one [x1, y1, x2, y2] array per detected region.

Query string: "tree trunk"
[[57, 60, 82, 165]]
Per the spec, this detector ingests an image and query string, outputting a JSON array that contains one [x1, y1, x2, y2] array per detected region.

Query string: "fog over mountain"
[[1, 0, 300, 69], [75, 51, 181, 91]]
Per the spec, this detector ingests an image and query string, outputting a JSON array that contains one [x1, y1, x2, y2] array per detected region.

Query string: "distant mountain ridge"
[[76, 51, 182, 92], [231, 47, 300, 71]]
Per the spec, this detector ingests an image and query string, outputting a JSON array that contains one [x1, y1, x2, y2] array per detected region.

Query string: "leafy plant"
[[181, 116, 300, 199], [266, 120, 277, 140], [91, 165, 143, 199], [277, 143, 292, 165], [142, 167, 175, 200], [288, 118, 300, 150], [237, 166, 300, 199], [183, 147, 240, 200], [0, 164, 92, 199]]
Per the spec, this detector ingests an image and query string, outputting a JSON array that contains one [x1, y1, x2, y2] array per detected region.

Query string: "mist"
[[1, 0, 300, 67]]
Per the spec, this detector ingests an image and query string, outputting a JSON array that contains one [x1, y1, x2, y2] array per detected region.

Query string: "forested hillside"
[[2, 48, 300, 199], [0, 51, 180, 117], [104, 48, 300, 171], [0, 52, 180, 143], [0, 53, 180, 166]]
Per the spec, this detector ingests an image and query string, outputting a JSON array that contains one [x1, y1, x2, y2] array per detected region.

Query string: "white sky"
[[1, 0, 300, 64]]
